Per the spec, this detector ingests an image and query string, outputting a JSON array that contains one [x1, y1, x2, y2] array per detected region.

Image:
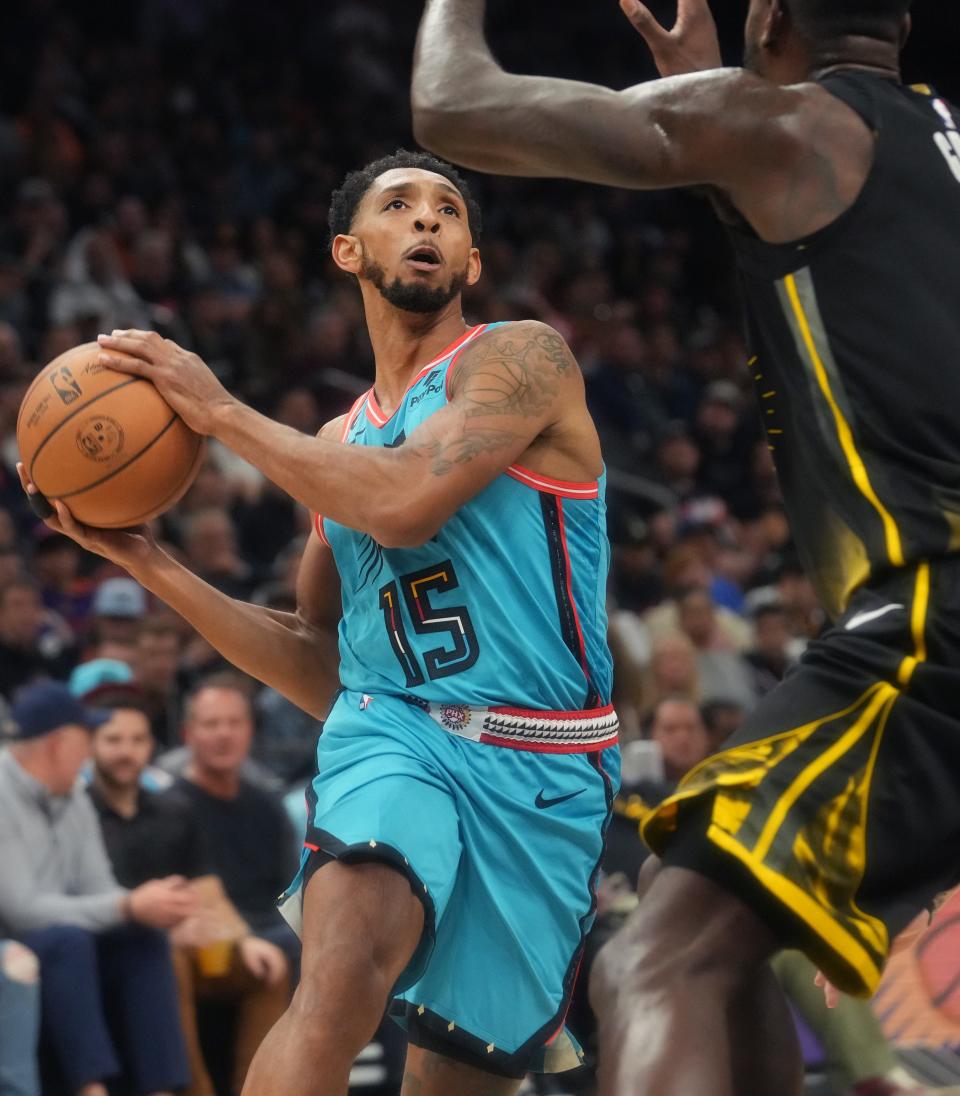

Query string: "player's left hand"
[[620, 0, 722, 77], [96, 329, 234, 436], [238, 934, 288, 986]]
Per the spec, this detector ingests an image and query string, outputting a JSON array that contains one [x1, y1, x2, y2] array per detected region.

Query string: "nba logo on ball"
[[76, 416, 125, 462], [51, 366, 82, 405]]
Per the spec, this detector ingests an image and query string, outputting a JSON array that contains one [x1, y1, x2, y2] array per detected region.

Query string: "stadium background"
[[1, 1, 960, 1093]]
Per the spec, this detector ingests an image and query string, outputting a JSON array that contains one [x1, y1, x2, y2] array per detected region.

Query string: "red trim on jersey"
[[313, 512, 330, 547], [505, 464, 599, 499], [489, 702, 615, 720], [444, 322, 488, 399], [477, 732, 618, 754], [364, 325, 485, 429], [342, 393, 368, 440]]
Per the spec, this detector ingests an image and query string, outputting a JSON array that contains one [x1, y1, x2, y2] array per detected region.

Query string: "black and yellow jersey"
[[729, 72, 960, 619]]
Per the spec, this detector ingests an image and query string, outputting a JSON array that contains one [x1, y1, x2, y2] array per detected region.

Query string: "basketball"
[[16, 342, 205, 529]]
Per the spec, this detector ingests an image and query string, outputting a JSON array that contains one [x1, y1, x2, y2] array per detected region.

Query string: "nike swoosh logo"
[[535, 788, 587, 810], [844, 603, 904, 632]]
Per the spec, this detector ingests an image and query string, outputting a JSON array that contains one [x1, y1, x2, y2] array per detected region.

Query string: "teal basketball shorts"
[[279, 688, 620, 1078]]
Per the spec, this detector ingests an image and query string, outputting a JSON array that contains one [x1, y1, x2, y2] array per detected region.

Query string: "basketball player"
[[21, 151, 620, 1096], [413, 1, 960, 1094]]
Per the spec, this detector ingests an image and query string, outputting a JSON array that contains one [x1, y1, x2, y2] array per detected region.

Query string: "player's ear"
[[332, 234, 363, 276], [465, 247, 482, 288], [763, 0, 789, 51]]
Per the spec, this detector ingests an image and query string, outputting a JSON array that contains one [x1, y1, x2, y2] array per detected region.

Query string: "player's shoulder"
[[450, 319, 579, 394], [317, 413, 349, 442]]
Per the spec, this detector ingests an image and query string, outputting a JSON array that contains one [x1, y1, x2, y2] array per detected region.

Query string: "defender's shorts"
[[279, 689, 619, 1077], [643, 561, 960, 997]]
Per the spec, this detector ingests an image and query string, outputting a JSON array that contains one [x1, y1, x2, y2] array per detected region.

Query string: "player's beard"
[[362, 256, 467, 314]]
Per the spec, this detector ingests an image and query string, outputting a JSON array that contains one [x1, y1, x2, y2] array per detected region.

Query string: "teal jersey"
[[314, 323, 613, 712]]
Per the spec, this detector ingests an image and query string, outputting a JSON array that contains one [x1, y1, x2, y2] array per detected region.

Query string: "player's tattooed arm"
[[411, 319, 575, 478]]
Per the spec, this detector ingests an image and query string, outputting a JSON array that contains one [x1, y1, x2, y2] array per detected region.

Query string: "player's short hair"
[[328, 149, 482, 246], [787, 0, 911, 41]]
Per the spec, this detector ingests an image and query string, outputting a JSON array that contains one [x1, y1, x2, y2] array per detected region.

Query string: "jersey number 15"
[[378, 560, 480, 687]]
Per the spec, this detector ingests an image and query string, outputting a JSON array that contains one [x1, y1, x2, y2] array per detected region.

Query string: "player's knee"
[[592, 900, 745, 1008]]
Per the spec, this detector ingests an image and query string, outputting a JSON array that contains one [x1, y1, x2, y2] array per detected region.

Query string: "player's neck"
[[365, 297, 469, 417], [807, 37, 902, 83]]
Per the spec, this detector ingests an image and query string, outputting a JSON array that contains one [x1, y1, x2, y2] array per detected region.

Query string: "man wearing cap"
[[0, 681, 194, 1096], [88, 576, 148, 661]]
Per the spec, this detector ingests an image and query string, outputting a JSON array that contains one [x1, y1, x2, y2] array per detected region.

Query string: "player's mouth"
[[403, 245, 443, 272]]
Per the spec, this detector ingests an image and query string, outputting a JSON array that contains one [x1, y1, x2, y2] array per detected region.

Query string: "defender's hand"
[[814, 969, 840, 1009], [96, 329, 234, 436], [620, 0, 722, 77], [17, 461, 158, 570]]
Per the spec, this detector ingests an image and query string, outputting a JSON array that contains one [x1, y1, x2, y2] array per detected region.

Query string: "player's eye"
[[441, 205, 460, 217], [384, 199, 407, 211]]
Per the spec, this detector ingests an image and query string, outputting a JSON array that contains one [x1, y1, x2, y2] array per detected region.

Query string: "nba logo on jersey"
[[934, 99, 956, 130], [359, 694, 374, 710]]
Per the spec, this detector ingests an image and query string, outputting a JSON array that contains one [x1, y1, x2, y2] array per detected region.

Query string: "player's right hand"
[[127, 876, 198, 929], [620, 0, 722, 77], [17, 461, 158, 571]]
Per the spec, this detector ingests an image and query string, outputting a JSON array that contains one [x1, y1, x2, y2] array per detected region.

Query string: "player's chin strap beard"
[[362, 256, 466, 315]]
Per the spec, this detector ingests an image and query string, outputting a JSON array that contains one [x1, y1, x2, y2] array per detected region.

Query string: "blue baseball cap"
[[7, 682, 112, 741]]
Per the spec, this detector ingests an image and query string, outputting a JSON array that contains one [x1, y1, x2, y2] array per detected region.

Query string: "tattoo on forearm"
[[418, 425, 520, 477]]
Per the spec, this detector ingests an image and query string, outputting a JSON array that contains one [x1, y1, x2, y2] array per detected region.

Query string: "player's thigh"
[[300, 859, 425, 992], [401, 1045, 523, 1096]]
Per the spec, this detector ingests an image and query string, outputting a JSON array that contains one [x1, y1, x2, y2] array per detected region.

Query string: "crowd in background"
[[1, 2, 958, 1094]]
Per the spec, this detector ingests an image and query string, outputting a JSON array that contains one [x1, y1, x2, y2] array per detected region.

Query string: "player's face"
[[92, 709, 153, 789], [346, 168, 481, 314]]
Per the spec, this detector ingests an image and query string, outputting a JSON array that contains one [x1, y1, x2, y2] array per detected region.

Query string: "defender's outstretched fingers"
[[619, 0, 667, 44]]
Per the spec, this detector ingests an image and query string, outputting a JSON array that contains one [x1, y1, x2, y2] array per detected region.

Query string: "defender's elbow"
[[412, 104, 465, 158]]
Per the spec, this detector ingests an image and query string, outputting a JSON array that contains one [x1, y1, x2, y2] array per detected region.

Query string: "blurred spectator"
[[163, 675, 299, 961], [87, 577, 148, 661], [643, 631, 701, 716], [0, 940, 40, 1096], [86, 691, 289, 1096], [744, 602, 796, 698], [646, 696, 710, 788], [700, 699, 746, 755], [32, 531, 94, 637], [133, 616, 185, 750], [675, 587, 755, 708], [0, 577, 76, 699], [182, 509, 255, 600], [253, 685, 320, 789], [0, 682, 192, 1096]]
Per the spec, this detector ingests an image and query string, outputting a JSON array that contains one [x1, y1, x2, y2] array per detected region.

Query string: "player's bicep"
[[396, 322, 577, 536], [417, 66, 804, 193]]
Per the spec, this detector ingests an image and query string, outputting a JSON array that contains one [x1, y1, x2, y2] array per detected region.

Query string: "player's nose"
[[413, 209, 441, 234]]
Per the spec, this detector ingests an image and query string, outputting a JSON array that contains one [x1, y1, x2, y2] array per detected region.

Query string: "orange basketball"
[[16, 342, 204, 528]]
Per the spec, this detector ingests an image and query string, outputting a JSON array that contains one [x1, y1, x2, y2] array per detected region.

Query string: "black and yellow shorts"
[[642, 560, 960, 998]]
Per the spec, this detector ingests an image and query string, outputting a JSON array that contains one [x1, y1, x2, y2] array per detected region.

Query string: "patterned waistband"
[[405, 697, 619, 754]]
